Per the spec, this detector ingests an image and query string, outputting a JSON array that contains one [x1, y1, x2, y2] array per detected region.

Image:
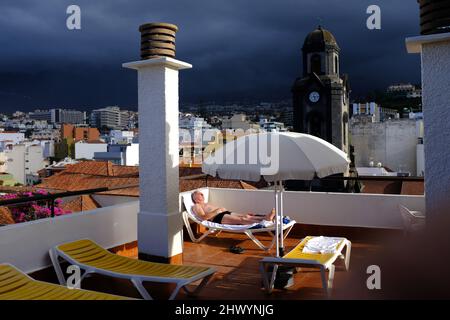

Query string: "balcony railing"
[[0, 187, 139, 273], [0, 184, 139, 220]]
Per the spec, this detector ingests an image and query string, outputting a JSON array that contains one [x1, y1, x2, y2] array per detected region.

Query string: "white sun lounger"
[[181, 190, 296, 252]]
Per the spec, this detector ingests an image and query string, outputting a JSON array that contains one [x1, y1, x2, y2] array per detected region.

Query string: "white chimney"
[[123, 23, 192, 263]]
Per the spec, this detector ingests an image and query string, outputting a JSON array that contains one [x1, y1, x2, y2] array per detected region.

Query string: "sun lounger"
[[181, 190, 296, 252], [259, 236, 351, 294], [49, 239, 216, 300], [0, 263, 132, 300]]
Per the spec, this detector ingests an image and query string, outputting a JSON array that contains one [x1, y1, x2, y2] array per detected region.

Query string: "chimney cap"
[[139, 22, 178, 33], [139, 22, 179, 60]]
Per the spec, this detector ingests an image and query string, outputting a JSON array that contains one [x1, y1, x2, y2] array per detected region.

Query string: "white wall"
[[0, 152, 7, 173], [421, 39, 450, 219], [6, 144, 48, 184], [41, 140, 55, 158], [5, 144, 25, 184], [351, 119, 419, 175], [416, 144, 425, 177], [109, 130, 134, 144], [26, 145, 48, 177], [75, 142, 107, 160], [0, 201, 139, 273], [0, 132, 25, 145], [180, 188, 425, 229], [125, 143, 139, 166]]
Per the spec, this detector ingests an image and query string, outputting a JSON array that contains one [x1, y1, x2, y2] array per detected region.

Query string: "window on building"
[[307, 112, 323, 139], [311, 54, 321, 74], [343, 112, 349, 146], [335, 56, 338, 74]]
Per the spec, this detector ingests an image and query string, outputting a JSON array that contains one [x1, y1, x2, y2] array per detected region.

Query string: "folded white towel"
[[302, 236, 342, 254]]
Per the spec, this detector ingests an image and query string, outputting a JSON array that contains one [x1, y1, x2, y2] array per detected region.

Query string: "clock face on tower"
[[309, 91, 320, 103]]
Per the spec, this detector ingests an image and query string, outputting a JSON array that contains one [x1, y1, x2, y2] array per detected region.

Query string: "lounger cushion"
[[201, 220, 261, 230], [57, 239, 211, 278], [0, 264, 130, 300]]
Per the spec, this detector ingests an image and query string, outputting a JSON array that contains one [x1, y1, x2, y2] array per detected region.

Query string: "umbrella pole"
[[279, 180, 285, 257], [274, 181, 279, 257]]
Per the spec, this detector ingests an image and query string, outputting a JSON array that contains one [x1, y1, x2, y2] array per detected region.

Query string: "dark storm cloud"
[[0, 0, 421, 112]]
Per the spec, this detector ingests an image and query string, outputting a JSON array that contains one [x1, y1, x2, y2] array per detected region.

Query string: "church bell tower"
[[292, 26, 350, 154]]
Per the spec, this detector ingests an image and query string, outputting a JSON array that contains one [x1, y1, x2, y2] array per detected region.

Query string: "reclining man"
[[191, 190, 276, 225]]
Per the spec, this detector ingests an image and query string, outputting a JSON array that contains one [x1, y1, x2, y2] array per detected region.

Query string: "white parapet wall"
[[0, 201, 139, 273], [181, 188, 425, 229]]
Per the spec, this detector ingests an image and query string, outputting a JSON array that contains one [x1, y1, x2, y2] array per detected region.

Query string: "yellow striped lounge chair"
[[259, 236, 351, 295], [0, 263, 132, 300], [49, 239, 216, 300]]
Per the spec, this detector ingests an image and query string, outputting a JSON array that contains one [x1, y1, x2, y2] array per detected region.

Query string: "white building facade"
[[350, 118, 424, 176], [221, 114, 260, 131], [93, 143, 139, 166], [90, 106, 128, 130], [4, 144, 49, 185], [352, 102, 399, 122], [0, 132, 25, 145], [108, 130, 135, 144], [74, 142, 108, 160]]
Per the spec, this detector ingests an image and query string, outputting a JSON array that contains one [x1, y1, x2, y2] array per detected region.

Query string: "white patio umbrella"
[[202, 132, 349, 257]]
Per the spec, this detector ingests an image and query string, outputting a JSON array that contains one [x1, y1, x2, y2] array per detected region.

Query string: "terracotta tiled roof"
[[37, 161, 266, 197], [0, 207, 14, 225], [99, 178, 264, 196], [179, 177, 267, 192], [98, 187, 139, 197], [61, 195, 101, 213], [38, 174, 139, 193], [63, 161, 138, 177], [112, 165, 139, 177], [179, 167, 203, 177], [37, 161, 139, 196]]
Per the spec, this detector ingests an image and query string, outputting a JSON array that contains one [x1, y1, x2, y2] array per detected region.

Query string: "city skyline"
[[0, 1, 421, 113]]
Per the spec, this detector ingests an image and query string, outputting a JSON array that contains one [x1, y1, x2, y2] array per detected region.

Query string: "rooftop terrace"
[[0, 186, 428, 300], [28, 228, 389, 300]]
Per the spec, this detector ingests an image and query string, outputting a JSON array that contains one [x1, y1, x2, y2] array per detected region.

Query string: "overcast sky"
[[0, 0, 421, 112]]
